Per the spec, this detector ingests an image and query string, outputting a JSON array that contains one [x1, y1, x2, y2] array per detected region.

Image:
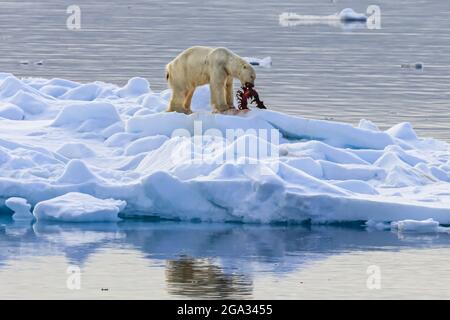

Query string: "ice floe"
[[279, 8, 367, 28], [243, 57, 272, 68], [33, 192, 125, 222], [0, 73, 450, 225], [391, 218, 450, 234], [5, 197, 33, 221]]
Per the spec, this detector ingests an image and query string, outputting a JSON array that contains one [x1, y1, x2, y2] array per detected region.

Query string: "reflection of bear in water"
[[165, 46, 256, 114], [165, 257, 252, 299]]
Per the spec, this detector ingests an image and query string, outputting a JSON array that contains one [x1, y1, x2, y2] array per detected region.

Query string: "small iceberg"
[[391, 218, 450, 234], [339, 8, 367, 23], [33, 192, 126, 222], [279, 8, 367, 29], [243, 57, 272, 68], [5, 197, 34, 221]]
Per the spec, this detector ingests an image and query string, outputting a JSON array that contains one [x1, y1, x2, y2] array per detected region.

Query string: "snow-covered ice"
[[0, 102, 24, 120], [1, 72, 450, 226], [33, 192, 125, 222]]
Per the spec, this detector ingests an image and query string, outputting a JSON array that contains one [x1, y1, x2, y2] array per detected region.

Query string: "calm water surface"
[[1, 218, 450, 299], [1, 0, 450, 299]]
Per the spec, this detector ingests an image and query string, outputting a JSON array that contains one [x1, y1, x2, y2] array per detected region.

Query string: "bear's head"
[[236, 61, 256, 87]]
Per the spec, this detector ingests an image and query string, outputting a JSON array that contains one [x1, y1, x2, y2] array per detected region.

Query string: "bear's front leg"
[[210, 69, 233, 113], [225, 77, 235, 109]]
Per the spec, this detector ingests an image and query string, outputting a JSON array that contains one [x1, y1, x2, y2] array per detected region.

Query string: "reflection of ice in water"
[[33, 223, 125, 246], [279, 12, 341, 28], [1, 219, 450, 298]]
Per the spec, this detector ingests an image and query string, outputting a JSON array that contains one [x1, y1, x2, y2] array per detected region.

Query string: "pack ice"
[[1, 72, 450, 225]]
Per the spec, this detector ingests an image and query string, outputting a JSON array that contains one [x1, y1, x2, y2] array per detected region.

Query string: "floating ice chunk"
[[386, 122, 418, 141], [116, 77, 150, 98], [0, 102, 24, 120], [33, 192, 125, 222], [243, 56, 272, 68], [56, 159, 101, 184], [5, 197, 33, 221], [124, 135, 169, 156], [391, 218, 450, 233], [2, 74, 450, 225], [339, 8, 367, 22], [279, 8, 366, 28], [51, 102, 121, 129], [57, 143, 96, 159]]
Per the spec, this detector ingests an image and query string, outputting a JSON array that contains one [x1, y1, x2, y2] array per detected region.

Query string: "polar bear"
[[165, 46, 256, 114]]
